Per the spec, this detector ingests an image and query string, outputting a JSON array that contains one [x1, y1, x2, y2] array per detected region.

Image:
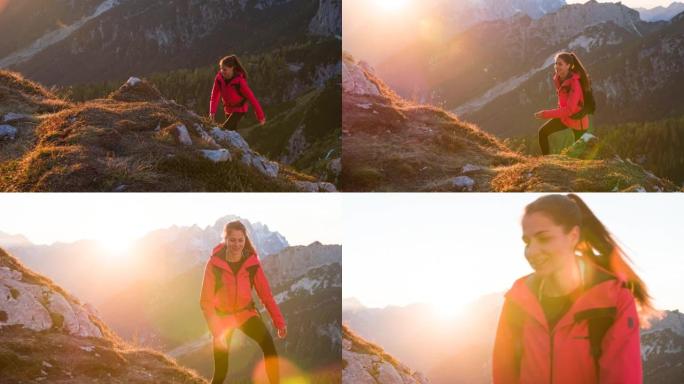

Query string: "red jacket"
[[493, 265, 642, 384], [209, 71, 265, 122], [200, 243, 285, 335], [541, 72, 590, 131]]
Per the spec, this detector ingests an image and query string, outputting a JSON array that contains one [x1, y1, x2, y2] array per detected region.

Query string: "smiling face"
[[522, 211, 580, 277], [225, 229, 246, 258], [554, 56, 571, 79]]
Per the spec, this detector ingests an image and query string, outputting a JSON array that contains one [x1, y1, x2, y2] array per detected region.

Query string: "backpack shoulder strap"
[[246, 264, 259, 290], [574, 307, 617, 374]]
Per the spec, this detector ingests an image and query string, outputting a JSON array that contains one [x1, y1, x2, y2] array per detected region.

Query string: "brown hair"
[[525, 194, 656, 323], [219, 55, 248, 79], [222, 220, 256, 257], [556, 51, 591, 92]]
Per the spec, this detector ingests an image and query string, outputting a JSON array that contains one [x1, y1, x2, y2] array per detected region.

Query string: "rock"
[[200, 149, 231, 163], [461, 164, 482, 173], [79, 346, 95, 352], [114, 184, 127, 192], [356, 103, 373, 109], [580, 132, 598, 142], [0, 124, 17, 140], [209, 127, 250, 151], [377, 361, 404, 383], [294, 181, 338, 192], [451, 175, 475, 191], [193, 123, 218, 146], [342, 59, 380, 96], [242, 153, 279, 178], [175, 124, 192, 146], [46, 292, 102, 338], [2, 112, 33, 123], [328, 158, 341, 176], [126, 77, 141, 86]]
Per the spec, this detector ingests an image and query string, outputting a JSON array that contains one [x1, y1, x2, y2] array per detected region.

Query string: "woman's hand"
[[209, 113, 216, 124], [259, 118, 266, 126], [534, 111, 545, 119], [277, 327, 287, 339]]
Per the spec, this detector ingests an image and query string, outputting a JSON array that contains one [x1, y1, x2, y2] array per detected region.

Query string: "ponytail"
[[525, 194, 656, 324], [557, 52, 592, 92]]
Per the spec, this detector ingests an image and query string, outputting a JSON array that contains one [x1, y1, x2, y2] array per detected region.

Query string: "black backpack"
[[212, 263, 260, 315], [570, 82, 596, 120]]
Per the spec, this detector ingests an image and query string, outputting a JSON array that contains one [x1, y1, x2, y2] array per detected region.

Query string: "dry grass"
[[341, 59, 678, 192], [0, 71, 306, 192], [0, 70, 70, 115]]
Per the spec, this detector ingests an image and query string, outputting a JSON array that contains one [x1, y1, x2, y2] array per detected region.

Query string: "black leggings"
[[222, 112, 245, 131], [212, 316, 279, 384], [538, 119, 585, 155]]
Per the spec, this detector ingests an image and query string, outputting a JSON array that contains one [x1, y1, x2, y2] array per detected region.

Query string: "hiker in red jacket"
[[209, 55, 266, 131], [200, 220, 286, 384], [534, 52, 592, 155], [493, 194, 656, 384]]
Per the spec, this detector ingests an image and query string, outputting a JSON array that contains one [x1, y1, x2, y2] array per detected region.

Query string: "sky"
[[0, 193, 342, 247], [343, 193, 684, 314]]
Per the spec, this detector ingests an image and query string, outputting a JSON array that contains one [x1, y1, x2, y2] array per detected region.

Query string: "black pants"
[[211, 316, 279, 384], [538, 119, 585, 155], [222, 112, 245, 131]]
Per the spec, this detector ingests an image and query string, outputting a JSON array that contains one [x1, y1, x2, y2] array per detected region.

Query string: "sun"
[[430, 299, 465, 320], [96, 236, 135, 265], [374, 0, 411, 12]]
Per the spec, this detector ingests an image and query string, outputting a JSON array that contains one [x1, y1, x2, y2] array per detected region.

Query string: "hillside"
[[342, 324, 429, 384], [0, 247, 207, 383], [341, 53, 679, 192], [60, 39, 342, 182], [1, 0, 340, 85], [0, 70, 335, 192]]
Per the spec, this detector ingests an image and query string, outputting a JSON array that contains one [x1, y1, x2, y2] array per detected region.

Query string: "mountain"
[[0, 231, 32, 249], [637, 2, 684, 21], [343, 0, 565, 67], [341, 52, 679, 192], [1, 0, 338, 86], [163, 245, 343, 382], [375, 1, 657, 108], [0, 71, 336, 191], [0, 215, 289, 306], [463, 6, 684, 138], [0, 246, 207, 383], [342, 324, 430, 384], [96, 242, 340, 352], [344, 296, 684, 384]]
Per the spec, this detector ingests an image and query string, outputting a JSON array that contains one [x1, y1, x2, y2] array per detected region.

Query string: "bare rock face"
[[309, 0, 341, 37], [343, 55, 381, 96], [0, 265, 102, 338], [342, 325, 430, 384]]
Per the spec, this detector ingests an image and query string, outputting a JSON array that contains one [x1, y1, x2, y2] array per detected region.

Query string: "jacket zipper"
[[549, 329, 556, 384]]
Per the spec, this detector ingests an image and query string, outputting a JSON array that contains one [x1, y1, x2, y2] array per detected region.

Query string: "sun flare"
[[374, 0, 410, 12]]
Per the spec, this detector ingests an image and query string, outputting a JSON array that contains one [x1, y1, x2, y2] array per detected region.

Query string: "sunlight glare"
[[374, 0, 410, 12]]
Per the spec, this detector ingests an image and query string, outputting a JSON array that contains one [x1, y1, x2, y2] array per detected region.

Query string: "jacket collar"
[[209, 243, 259, 272], [505, 261, 620, 332], [553, 71, 580, 88], [216, 71, 244, 85]]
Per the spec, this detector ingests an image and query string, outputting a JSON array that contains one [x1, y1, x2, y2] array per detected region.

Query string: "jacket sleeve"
[[541, 78, 583, 119], [598, 286, 643, 384], [209, 77, 221, 115], [253, 264, 286, 330], [492, 299, 521, 384], [199, 263, 219, 334], [238, 78, 265, 122]]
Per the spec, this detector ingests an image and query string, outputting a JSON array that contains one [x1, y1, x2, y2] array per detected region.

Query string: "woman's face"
[[521, 212, 579, 277], [225, 229, 246, 256], [220, 65, 234, 78], [554, 57, 571, 78]]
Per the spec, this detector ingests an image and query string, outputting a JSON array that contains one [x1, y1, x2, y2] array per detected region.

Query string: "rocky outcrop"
[[0, 247, 208, 383], [309, 0, 341, 37], [343, 324, 430, 384]]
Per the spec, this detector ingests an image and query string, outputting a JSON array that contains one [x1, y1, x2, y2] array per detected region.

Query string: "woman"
[[209, 55, 266, 131], [534, 52, 592, 155], [493, 194, 655, 384], [200, 220, 286, 384]]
